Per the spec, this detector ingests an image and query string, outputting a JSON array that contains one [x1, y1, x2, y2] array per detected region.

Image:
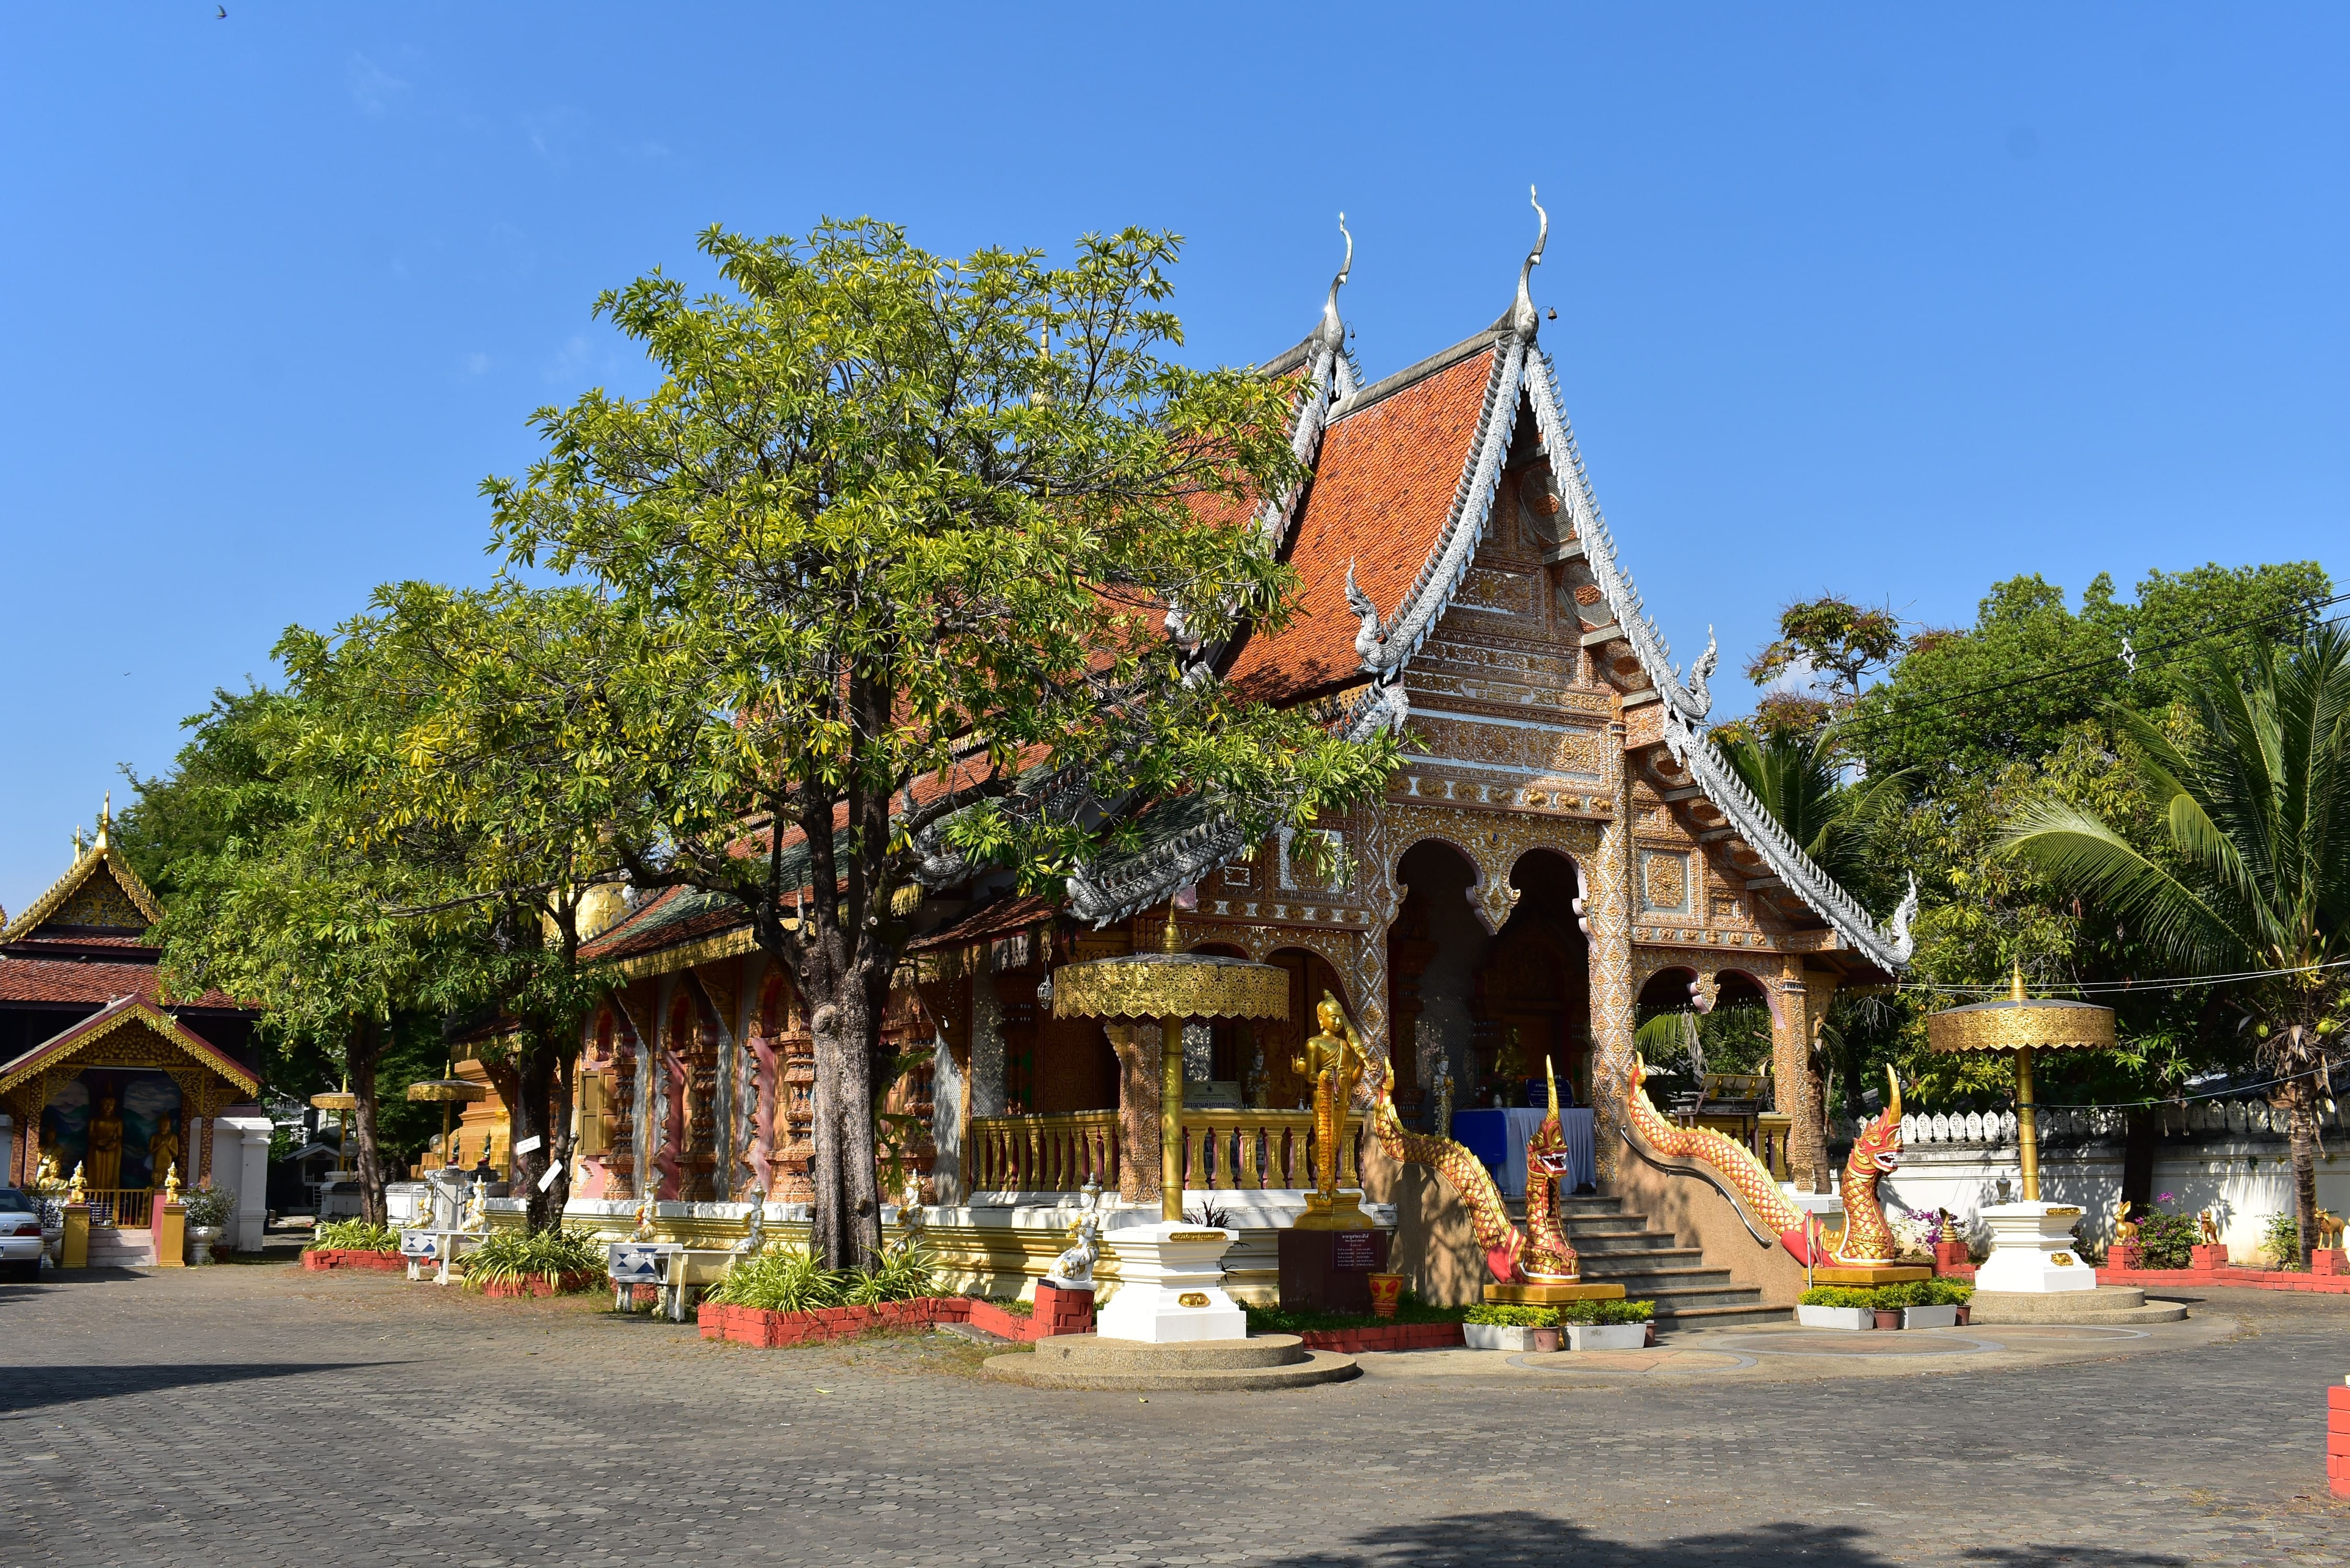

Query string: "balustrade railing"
[[968, 1109, 1367, 1195], [81, 1189, 155, 1228]]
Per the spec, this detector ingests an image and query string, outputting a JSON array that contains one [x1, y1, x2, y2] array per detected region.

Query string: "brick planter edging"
[[475, 1270, 604, 1298], [2098, 1264, 2350, 1295], [301, 1249, 404, 1273], [1293, 1322, 1464, 1354], [697, 1286, 1095, 1350], [2329, 1381, 2348, 1497]]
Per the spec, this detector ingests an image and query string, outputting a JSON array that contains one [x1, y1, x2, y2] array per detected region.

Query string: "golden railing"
[[82, 1189, 156, 1229], [969, 1111, 1121, 1193], [967, 1110, 1365, 1194]]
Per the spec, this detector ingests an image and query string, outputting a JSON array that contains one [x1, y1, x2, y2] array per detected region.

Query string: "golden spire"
[[1545, 1053, 1560, 1117], [96, 791, 111, 850], [2011, 957, 2028, 1002], [72, 825, 85, 860]]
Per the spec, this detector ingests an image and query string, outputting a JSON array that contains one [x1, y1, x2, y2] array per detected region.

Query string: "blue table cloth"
[[1450, 1107, 1596, 1197]]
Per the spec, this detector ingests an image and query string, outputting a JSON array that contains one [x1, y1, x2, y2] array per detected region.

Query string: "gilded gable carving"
[[53, 869, 148, 932]]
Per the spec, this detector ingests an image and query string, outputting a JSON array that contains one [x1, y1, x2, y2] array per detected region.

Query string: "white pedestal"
[[1973, 1201, 2098, 1293], [1096, 1221, 1246, 1343]]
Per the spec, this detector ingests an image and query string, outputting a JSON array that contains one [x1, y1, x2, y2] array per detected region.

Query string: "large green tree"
[[476, 220, 1396, 1268], [2002, 627, 2350, 1267]]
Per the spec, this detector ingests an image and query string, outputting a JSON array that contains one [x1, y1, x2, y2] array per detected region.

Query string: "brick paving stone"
[[1, 1266, 2347, 1564]]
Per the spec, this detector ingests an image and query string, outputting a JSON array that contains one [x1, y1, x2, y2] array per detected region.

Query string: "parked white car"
[[0, 1189, 45, 1282]]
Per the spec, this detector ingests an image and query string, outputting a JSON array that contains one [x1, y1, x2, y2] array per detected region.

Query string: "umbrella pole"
[[2016, 1045, 2040, 1202], [1161, 1015, 1184, 1223]]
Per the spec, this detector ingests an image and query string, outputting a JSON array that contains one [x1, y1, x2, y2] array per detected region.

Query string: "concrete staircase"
[[85, 1226, 158, 1268], [1537, 1194, 1783, 1329]]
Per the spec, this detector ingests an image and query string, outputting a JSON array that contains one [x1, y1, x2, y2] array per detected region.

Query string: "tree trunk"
[[2121, 1109, 2157, 1211], [808, 984, 884, 1272], [347, 1018, 388, 1228], [2284, 1087, 2320, 1270], [514, 1031, 556, 1232]]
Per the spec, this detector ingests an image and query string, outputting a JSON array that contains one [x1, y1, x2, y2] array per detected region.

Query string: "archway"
[[1483, 849, 1593, 1110], [1385, 839, 1483, 1123]]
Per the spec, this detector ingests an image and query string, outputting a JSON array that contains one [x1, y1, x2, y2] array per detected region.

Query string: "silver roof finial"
[[1319, 212, 1353, 353], [1511, 184, 1548, 341]]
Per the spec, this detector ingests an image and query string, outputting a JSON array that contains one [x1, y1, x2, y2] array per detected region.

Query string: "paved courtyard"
[[4, 1263, 2347, 1566]]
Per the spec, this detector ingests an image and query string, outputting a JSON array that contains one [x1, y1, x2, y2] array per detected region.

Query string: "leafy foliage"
[[705, 1234, 938, 1312], [2134, 1207, 2200, 1270], [462, 1228, 606, 1289], [178, 1182, 237, 1229], [473, 219, 1397, 1269], [1557, 1297, 1656, 1325], [1462, 1302, 1559, 1327], [308, 1219, 400, 1253]]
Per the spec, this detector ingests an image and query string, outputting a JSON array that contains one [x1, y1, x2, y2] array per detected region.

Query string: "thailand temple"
[[0, 806, 270, 1258], [560, 204, 1917, 1311]]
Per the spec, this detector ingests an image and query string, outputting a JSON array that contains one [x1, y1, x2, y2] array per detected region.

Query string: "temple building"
[[0, 807, 270, 1259], [561, 207, 1915, 1308]]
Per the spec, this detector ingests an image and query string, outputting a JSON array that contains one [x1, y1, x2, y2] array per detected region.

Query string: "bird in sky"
[[216, 6, 227, 17]]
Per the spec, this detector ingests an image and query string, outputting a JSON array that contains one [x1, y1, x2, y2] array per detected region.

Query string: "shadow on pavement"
[[1253, 1511, 2187, 1567], [0, 1361, 395, 1415]]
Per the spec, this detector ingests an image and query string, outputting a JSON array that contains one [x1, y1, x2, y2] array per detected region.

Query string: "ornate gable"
[[1, 824, 163, 947]]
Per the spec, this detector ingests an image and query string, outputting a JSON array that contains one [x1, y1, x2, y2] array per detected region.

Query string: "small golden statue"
[[67, 1162, 87, 1204], [163, 1163, 182, 1203], [2197, 1208, 2222, 1247], [2111, 1193, 2138, 1247], [1292, 990, 1369, 1230], [632, 1182, 659, 1241]]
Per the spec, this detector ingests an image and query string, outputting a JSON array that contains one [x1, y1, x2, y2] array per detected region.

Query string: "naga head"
[[1847, 1065, 1905, 1179], [1528, 1055, 1570, 1175]]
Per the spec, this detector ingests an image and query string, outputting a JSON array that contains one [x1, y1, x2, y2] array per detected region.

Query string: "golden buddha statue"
[[1292, 990, 1368, 1230], [148, 1113, 181, 1193], [86, 1095, 124, 1192]]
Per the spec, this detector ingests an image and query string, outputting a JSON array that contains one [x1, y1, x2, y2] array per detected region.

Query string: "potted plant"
[[1561, 1297, 1654, 1351], [1529, 1324, 1562, 1353], [1888, 1279, 1971, 1330], [1795, 1286, 1876, 1330], [179, 1182, 237, 1265], [1462, 1303, 1558, 1350]]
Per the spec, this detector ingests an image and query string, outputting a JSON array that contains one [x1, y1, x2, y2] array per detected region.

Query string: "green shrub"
[[2135, 1208, 2199, 1270], [1464, 1303, 1560, 1328], [463, 1228, 605, 1290], [180, 1182, 237, 1229], [1922, 1278, 1974, 1306], [1798, 1286, 1877, 1309], [1241, 1299, 1469, 1334], [308, 1220, 399, 1254], [1559, 1298, 1654, 1325], [1872, 1282, 1932, 1308], [2265, 1213, 2303, 1271], [704, 1244, 840, 1313]]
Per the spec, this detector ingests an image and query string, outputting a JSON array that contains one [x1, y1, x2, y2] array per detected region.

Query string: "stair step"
[[1654, 1302, 1789, 1328], [1579, 1264, 1732, 1287], [1567, 1235, 1690, 1253]]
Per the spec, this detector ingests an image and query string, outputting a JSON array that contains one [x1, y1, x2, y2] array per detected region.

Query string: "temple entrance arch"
[[1485, 850, 1593, 1110], [1258, 947, 1349, 1112]]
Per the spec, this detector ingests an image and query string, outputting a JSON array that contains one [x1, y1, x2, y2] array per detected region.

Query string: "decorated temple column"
[[1105, 1020, 1161, 1206], [1587, 719, 1637, 1183], [968, 975, 1005, 1119], [1769, 969, 1839, 1193]]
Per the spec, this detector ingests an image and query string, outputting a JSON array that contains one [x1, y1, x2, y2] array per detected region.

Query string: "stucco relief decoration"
[[1640, 850, 1690, 914], [1456, 567, 1534, 616], [1572, 583, 1605, 606], [1518, 467, 1569, 552]]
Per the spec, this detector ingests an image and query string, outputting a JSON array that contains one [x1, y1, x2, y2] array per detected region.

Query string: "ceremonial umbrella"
[[1050, 910, 1289, 1221], [310, 1078, 358, 1183], [406, 1062, 488, 1168], [1926, 962, 2115, 1201]]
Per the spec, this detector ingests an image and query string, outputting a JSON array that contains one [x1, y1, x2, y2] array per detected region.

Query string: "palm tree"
[[2001, 626, 2350, 1267], [1712, 723, 1907, 894]]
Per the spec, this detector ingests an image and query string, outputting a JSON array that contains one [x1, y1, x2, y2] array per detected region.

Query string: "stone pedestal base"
[[1974, 1201, 2098, 1293], [1812, 1264, 1932, 1286], [1293, 1191, 1369, 1231], [1278, 1227, 1386, 1313], [1098, 1222, 1245, 1343], [1483, 1281, 1626, 1305]]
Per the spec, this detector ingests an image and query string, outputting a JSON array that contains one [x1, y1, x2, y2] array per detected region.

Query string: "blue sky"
[[2, 4, 2342, 916]]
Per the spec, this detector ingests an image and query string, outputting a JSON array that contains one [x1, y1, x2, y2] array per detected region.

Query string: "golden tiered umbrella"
[[1050, 911, 1289, 1220], [406, 1062, 488, 1168], [310, 1078, 358, 1183], [1926, 961, 2115, 1200]]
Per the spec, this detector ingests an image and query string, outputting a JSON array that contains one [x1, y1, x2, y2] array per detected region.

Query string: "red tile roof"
[[1226, 341, 1499, 704], [0, 994, 258, 1098], [903, 892, 1057, 953], [577, 886, 750, 966], [0, 956, 240, 1011]]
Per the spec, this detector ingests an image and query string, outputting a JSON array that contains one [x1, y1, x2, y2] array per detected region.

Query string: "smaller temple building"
[[0, 809, 271, 1258]]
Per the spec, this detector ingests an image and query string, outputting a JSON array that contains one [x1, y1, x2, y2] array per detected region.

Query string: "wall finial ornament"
[[1511, 185, 1548, 342]]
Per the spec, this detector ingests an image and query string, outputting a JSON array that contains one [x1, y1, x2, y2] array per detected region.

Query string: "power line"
[[1898, 954, 2350, 998]]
